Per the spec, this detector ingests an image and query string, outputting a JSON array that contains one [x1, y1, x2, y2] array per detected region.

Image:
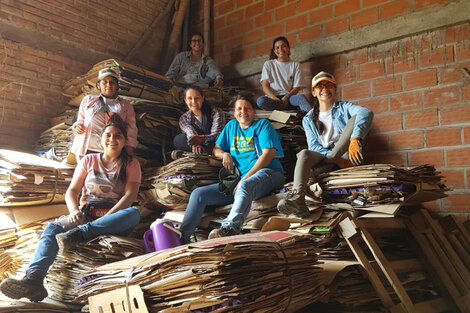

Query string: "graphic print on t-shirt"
[[85, 169, 123, 203], [231, 136, 255, 152]]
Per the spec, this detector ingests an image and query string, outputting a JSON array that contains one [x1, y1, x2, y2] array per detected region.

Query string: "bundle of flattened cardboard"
[[0, 150, 75, 206], [75, 231, 327, 312]]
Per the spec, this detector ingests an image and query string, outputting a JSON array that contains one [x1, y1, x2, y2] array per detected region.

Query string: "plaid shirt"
[[179, 107, 225, 145]]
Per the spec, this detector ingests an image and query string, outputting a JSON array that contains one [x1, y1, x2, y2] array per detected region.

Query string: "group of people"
[[0, 33, 373, 303]]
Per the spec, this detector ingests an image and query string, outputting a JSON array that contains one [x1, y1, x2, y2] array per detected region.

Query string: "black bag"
[[218, 167, 241, 196], [81, 201, 115, 220]]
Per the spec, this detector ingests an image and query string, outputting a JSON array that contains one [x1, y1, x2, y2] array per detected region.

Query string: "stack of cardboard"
[[75, 231, 327, 312], [63, 59, 177, 106], [0, 150, 75, 206], [33, 123, 74, 162]]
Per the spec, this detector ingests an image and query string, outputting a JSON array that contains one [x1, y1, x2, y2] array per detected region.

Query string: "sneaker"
[[56, 228, 85, 253], [208, 227, 238, 240], [277, 190, 310, 217], [0, 272, 47, 302], [171, 150, 185, 160]]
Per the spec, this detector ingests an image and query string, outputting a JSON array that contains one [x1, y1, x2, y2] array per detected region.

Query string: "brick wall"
[[0, 0, 167, 150]]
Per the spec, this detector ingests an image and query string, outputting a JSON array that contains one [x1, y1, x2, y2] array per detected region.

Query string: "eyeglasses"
[[191, 39, 203, 43], [314, 82, 335, 90]]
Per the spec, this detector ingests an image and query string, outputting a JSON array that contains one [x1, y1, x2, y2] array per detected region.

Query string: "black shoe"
[[277, 190, 310, 217], [56, 228, 84, 253], [208, 227, 238, 239], [0, 272, 47, 302]]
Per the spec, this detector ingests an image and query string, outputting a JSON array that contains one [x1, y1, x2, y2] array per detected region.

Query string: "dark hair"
[[188, 31, 204, 49], [183, 86, 213, 134], [269, 36, 291, 60], [229, 91, 257, 110], [102, 115, 130, 183], [310, 97, 325, 135]]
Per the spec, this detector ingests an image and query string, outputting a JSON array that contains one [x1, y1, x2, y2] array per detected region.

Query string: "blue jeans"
[[27, 207, 141, 277], [180, 168, 285, 243], [256, 94, 311, 112]]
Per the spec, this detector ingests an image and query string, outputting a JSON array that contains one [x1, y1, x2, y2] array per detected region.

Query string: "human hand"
[[192, 145, 204, 154], [214, 77, 223, 87], [222, 152, 234, 172], [68, 210, 85, 225], [348, 137, 363, 166], [188, 135, 205, 146], [281, 95, 290, 108], [73, 122, 86, 134]]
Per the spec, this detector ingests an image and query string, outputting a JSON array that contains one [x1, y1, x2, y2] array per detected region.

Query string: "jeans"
[[180, 168, 285, 243], [173, 133, 214, 154], [293, 116, 356, 192], [27, 207, 141, 277], [256, 94, 311, 112]]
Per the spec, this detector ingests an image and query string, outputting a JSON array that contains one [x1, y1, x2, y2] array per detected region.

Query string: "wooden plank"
[[413, 297, 452, 312]]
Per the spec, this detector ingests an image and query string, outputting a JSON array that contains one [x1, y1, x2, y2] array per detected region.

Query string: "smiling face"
[[101, 125, 125, 155], [312, 81, 336, 104], [190, 34, 204, 53], [184, 88, 204, 116], [97, 76, 119, 99], [273, 39, 290, 61], [234, 99, 256, 128]]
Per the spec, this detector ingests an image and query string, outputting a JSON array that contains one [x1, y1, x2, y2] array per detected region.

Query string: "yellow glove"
[[348, 137, 363, 166]]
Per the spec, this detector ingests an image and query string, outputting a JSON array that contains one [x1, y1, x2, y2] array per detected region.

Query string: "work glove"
[[192, 145, 204, 154], [188, 135, 205, 146], [348, 137, 363, 166]]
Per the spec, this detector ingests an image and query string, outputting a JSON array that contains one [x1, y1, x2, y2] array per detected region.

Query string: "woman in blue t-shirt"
[[180, 92, 285, 243]]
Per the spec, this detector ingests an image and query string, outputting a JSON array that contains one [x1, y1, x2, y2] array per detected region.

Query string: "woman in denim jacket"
[[277, 71, 373, 217]]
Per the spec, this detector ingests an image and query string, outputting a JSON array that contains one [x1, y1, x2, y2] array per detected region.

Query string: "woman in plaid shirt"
[[173, 86, 225, 155]]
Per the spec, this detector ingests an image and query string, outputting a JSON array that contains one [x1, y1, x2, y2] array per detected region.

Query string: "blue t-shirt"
[[216, 119, 284, 177]]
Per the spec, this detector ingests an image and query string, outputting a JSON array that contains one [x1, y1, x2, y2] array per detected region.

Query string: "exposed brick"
[[227, 9, 244, 26], [309, 6, 333, 24], [298, 0, 320, 12], [244, 29, 263, 45], [447, 147, 470, 167], [380, 0, 409, 19], [299, 25, 322, 42], [373, 75, 402, 96], [11, 15, 37, 29], [440, 169, 465, 189], [342, 81, 370, 100], [216, 1, 234, 15], [224, 35, 243, 50], [373, 113, 403, 132], [325, 17, 349, 35], [322, 0, 338, 4], [420, 46, 455, 68], [386, 56, 419, 74], [463, 85, 470, 101], [245, 2, 264, 18], [426, 128, 462, 147], [230, 47, 254, 63], [264, 23, 284, 39], [390, 131, 423, 150], [409, 149, 444, 167], [440, 105, 470, 126], [415, 0, 449, 9], [236, 20, 253, 34], [424, 86, 459, 108], [217, 26, 234, 41], [236, 0, 252, 8], [464, 127, 470, 144], [358, 62, 385, 81], [364, 134, 390, 153], [404, 109, 438, 129], [442, 194, 470, 212], [445, 25, 469, 44], [275, 3, 296, 21], [351, 8, 379, 28], [440, 66, 464, 85], [390, 91, 421, 112], [214, 16, 225, 29], [286, 14, 307, 33], [360, 97, 389, 114], [216, 52, 231, 67], [455, 45, 470, 62], [255, 12, 273, 27], [266, 0, 285, 10], [367, 152, 407, 166], [403, 69, 437, 90], [335, 0, 360, 17], [364, 0, 389, 7], [255, 40, 273, 56]]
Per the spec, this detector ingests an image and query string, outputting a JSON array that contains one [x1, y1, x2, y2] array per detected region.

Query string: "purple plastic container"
[[143, 219, 181, 252]]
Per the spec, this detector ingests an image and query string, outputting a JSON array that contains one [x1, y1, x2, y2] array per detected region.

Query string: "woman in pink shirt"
[[0, 117, 141, 302]]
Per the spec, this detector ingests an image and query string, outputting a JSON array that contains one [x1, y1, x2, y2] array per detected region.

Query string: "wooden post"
[[204, 0, 210, 56], [164, 0, 190, 68]]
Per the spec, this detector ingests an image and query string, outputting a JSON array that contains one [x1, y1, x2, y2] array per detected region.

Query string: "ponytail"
[[310, 97, 325, 135]]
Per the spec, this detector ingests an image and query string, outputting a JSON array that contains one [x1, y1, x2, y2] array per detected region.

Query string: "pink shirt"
[[74, 154, 141, 204], [71, 95, 138, 156]]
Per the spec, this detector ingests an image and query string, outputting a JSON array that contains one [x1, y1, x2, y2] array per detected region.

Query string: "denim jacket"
[[165, 51, 223, 85], [302, 101, 373, 156]]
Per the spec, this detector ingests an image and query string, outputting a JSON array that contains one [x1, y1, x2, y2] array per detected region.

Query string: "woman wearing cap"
[[70, 68, 138, 160], [173, 85, 225, 155], [166, 32, 223, 87], [277, 71, 373, 217], [0, 117, 141, 302], [256, 36, 311, 112], [179, 92, 284, 243]]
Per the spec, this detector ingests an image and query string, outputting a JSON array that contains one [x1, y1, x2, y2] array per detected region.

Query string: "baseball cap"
[[312, 71, 336, 88], [98, 68, 119, 81]]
